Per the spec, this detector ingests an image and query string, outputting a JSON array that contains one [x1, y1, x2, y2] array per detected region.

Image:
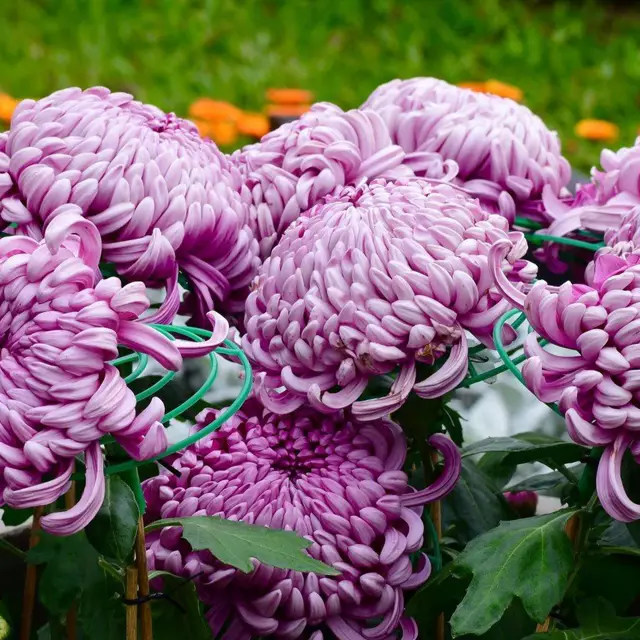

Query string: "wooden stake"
[[536, 514, 580, 632], [64, 477, 77, 640], [136, 517, 153, 640], [431, 450, 445, 640], [125, 566, 138, 640], [21, 506, 44, 640]]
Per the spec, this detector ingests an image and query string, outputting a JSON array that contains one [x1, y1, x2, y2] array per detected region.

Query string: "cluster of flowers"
[[0, 210, 228, 534], [3, 76, 638, 638]]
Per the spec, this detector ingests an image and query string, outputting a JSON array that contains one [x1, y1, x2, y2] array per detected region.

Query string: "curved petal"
[[401, 434, 461, 507], [41, 440, 105, 534]]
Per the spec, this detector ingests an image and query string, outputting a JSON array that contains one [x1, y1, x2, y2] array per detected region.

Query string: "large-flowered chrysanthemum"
[[232, 103, 414, 260], [0, 87, 259, 325], [491, 238, 640, 522], [0, 212, 228, 534], [143, 400, 460, 640], [361, 77, 571, 224], [542, 138, 640, 243], [243, 178, 534, 418]]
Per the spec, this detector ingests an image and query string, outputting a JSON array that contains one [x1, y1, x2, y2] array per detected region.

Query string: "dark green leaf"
[[477, 451, 517, 490], [1, 507, 33, 527], [28, 532, 99, 615], [442, 405, 464, 446], [147, 516, 339, 574], [450, 510, 577, 637], [443, 459, 513, 545], [151, 576, 210, 640], [77, 569, 125, 640], [576, 555, 640, 614], [407, 563, 469, 628], [597, 520, 638, 549], [85, 475, 139, 565], [37, 619, 66, 640], [28, 530, 126, 639], [506, 466, 584, 498], [524, 598, 640, 639], [463, 435, 586, 466], [459, 600, 535, 639]]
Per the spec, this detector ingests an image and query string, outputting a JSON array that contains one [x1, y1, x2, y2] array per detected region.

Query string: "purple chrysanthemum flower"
[[232, 103, 414, 260], [243, 178, 535, 418], [541, 138, 640, 247], [0, 87, 259, 325], [504, 490, 538, 517], [143, 400, 461, 640], [361, 77, 571, 224], [491, 239, 640, 522], [0, 211, 228, 534]]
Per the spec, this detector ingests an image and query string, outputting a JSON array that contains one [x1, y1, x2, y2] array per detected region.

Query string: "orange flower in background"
[[0, 93, 18, 122], [575, 119, 619, 142], [188, 98, 240, 124], [237, 112, 269, 138], [191, 118, 238, 145], [457, 81, 487, 92], [484, 79, 523, 102], [458, 79, 523, 102], [266, 88, 313, 105]]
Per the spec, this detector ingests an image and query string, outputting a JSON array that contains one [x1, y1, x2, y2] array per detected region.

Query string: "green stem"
[[98, 557, 124, 580]]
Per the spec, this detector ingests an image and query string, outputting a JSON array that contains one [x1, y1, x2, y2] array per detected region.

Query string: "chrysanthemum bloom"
[[231, 103, 415, 260], [361, 77, 571, 224], [491, 239, 640, 521], [542, 138, 640, 247], [243, 178, 535, 418], [0, 87, 259, 325], [504, 490, 538, 517], [143, 401, 461, 640], [0, 211, 228, 534]]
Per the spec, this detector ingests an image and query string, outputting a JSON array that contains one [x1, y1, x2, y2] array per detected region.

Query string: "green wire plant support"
[[97, 324, 252, 512]]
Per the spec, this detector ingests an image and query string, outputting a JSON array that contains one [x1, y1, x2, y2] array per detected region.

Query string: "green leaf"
[[523, 598, 640, 639], [407, 563, 470, 628], [450, 510, 577, 637], [28, 532, 99, 615], [151, 576, 210, 640], [463, 435, 586, 466], [28, 531, 126, 639], [459, 600, 536, 639], [85, 475, 140, 565], [1, 506, 33, 527], [477, 451, 517, 490], [443, 459, 513, 545], [576, 555, 640, 614], [77, 568, 125, 640], [147, 516, 338, 575], [506, 466, 584, 498], [442, 404, 464, 446]]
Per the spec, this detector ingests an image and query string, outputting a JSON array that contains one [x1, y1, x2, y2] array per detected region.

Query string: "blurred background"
[[0, 0, 639, 171]]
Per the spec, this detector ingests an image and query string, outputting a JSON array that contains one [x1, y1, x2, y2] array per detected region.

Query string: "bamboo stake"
[[125, 566, 138, 640], [431, 450, 445, 640], [136, 517, 153, 640], [20, 506, 44, 640], [64, 476, 77, 640]]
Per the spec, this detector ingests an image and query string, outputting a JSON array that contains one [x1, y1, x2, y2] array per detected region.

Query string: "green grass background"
[[0, 0, 639, 171]]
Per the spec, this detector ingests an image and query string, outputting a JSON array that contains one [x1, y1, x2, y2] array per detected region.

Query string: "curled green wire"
[[524, 232, 604, 251], [104, 332, 252, 475], [493, 309, 563, 417]]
